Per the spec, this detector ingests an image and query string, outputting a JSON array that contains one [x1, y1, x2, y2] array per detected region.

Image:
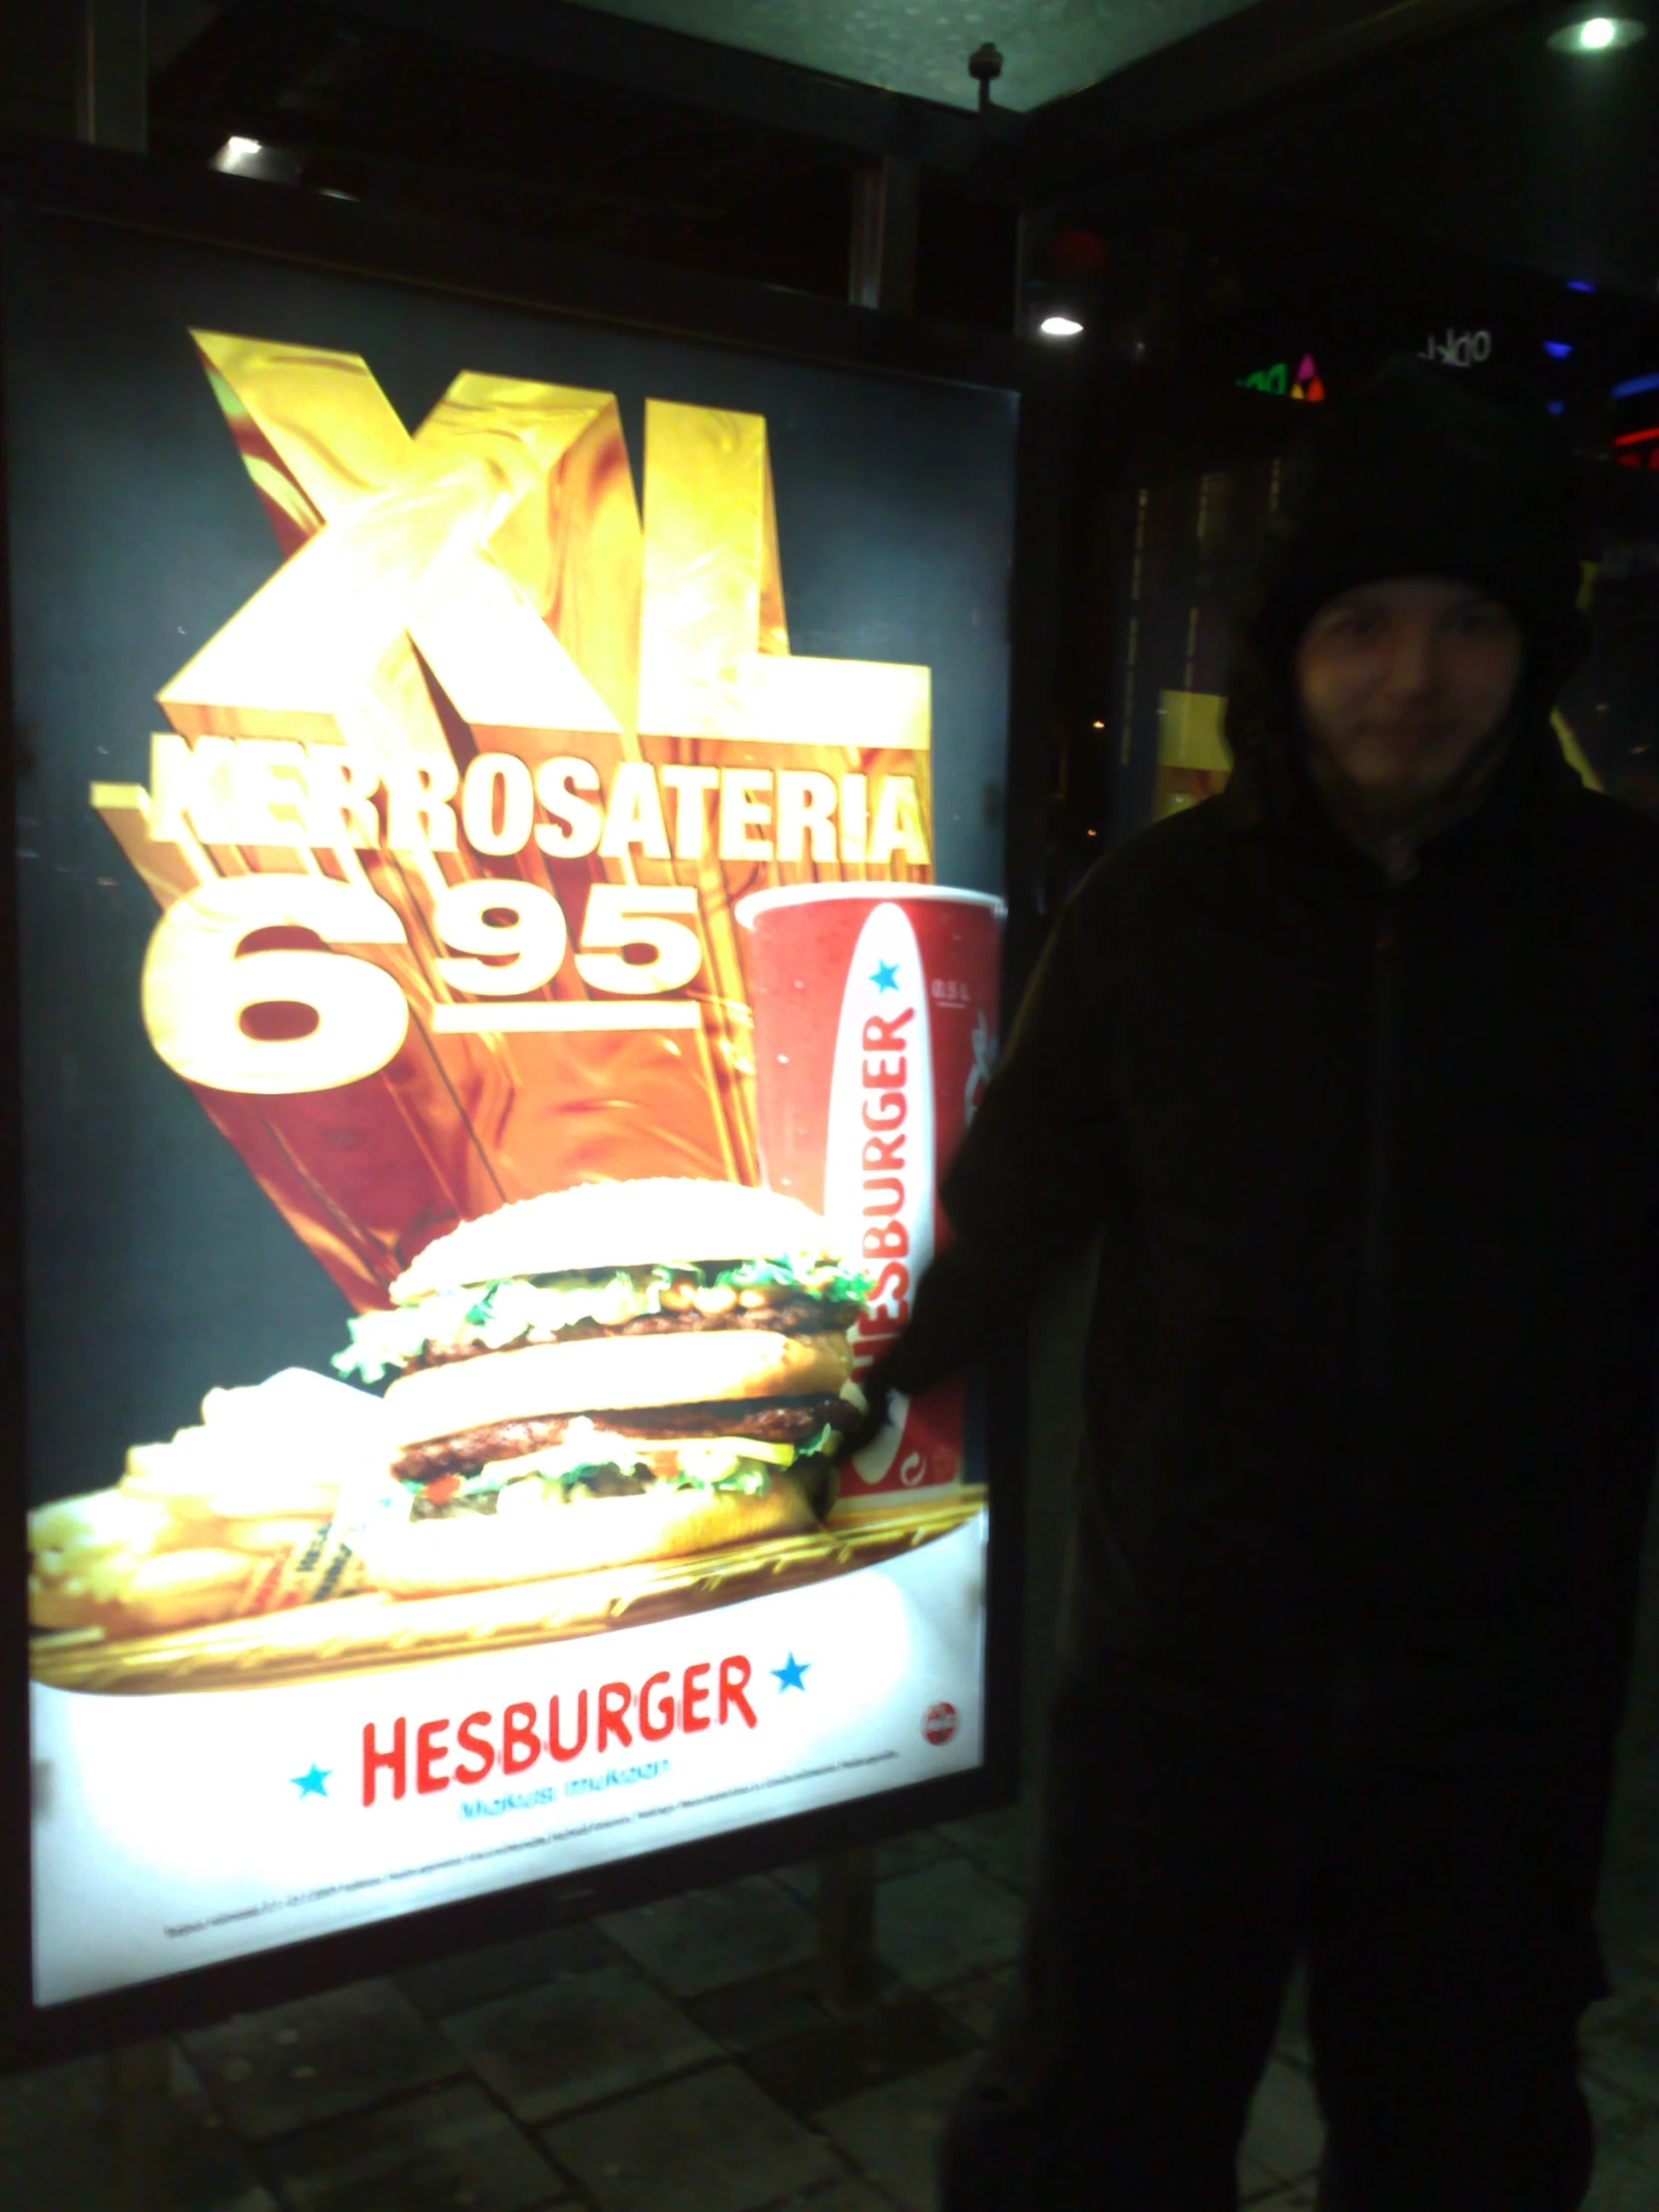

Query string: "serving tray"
[[29, 1489, 986, 1696]]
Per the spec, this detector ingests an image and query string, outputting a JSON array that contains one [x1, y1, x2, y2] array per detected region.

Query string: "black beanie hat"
[[1247, 356, 1588, 692]]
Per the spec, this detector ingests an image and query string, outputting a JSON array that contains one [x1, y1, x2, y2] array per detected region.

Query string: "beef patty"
[[406, 1294, 864, 1373], [394, 1391, 860, 1486]]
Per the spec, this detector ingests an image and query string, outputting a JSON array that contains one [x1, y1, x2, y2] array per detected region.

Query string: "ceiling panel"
[[561, 0, 1269, 113]]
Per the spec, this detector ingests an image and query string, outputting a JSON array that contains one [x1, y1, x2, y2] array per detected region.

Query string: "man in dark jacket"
[[864, 359, 1659, 2210]]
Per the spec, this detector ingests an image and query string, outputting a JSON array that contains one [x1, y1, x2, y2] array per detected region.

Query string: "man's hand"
[[840, 1377, 893, 1462]]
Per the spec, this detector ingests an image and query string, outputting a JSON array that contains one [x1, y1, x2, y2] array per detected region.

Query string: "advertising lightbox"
[[1, 185, 1020, 2022]]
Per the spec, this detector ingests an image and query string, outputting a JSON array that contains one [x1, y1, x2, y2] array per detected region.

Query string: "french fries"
[[29, 1369, 391, 1639]]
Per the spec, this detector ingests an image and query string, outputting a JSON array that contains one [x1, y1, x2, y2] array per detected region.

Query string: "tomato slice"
[[421, 1473, 462, 1506]]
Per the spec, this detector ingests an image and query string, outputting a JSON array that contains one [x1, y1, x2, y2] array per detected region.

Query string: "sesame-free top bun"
[[391, 1180, 839, 1303]]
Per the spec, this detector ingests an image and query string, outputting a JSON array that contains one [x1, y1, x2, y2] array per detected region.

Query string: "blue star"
[[870, 960, 900, 993], [291, 1764, 331, 1799], [773, 1653, 812, 1693]]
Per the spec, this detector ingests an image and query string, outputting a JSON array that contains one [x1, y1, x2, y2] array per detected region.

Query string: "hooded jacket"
[[882, 363, 1659, 1762]]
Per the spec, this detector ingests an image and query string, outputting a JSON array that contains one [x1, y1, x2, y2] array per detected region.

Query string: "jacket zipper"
[[1333, 834, 1418, 1757]]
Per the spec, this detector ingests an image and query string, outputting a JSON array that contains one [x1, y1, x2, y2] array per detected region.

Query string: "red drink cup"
[[735, 883, 1004, 1501]]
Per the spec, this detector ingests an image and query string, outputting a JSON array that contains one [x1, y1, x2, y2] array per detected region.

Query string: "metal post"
[[78, 0, 148, 153], [848, 155, 919, 316], [110, 2037, 174, 2212], [1014, 206, 1035, 338], [838, 144, 917, 1987], [818, 1844, 878, 2012]]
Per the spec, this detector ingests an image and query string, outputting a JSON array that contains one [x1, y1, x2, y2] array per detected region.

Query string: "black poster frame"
[[0, 135, 1057, 2067]]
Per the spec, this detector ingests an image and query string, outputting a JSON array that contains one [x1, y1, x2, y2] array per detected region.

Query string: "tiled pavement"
[[6, 1773, 1659, 2212]]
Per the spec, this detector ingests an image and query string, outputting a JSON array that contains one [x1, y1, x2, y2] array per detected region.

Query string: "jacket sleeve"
[[873, 886, 1114, 1398]]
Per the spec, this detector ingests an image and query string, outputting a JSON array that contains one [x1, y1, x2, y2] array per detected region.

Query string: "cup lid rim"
[[734, 881, 1006, 928]]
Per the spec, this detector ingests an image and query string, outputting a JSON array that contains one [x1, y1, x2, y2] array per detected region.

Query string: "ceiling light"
[[212, 136, 266, 171], [1543, 340, 1574, 359], [1039, 315, 1084, 339], [1547, 16, 1648, 54]]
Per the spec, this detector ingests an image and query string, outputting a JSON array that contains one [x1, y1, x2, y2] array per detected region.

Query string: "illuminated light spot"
[[1039, 315, 1084, 338], [1547, 16, 1647, 53], [212, 136, 266, 171]]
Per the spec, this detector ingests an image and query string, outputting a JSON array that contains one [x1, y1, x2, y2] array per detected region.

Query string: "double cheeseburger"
[[335, 1179, 869, 1595]]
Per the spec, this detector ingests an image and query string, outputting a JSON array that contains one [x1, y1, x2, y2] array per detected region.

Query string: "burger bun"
[[357, 1463, 818, 1597], [384, 1328, 851, 1449], [392, 1180, 839, 1302]]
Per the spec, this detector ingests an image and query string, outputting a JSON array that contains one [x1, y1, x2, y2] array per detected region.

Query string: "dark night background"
[[2, 206, 1018, 1502]]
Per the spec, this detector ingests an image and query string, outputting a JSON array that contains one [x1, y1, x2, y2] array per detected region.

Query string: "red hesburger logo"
[[361, 1650, 758, 1806]]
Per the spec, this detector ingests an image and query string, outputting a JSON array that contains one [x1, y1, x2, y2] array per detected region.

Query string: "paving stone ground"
[[4, 1774, 1657, 2209]]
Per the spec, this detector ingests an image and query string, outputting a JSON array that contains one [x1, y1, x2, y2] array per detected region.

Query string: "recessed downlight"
[[1039, 314, 1084, 339], [1547, 16, 1648, 54], [212, 136, 265, 172]]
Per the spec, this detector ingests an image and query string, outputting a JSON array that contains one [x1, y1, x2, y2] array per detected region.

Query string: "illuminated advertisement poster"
[[2, 212, 1016, 2004]]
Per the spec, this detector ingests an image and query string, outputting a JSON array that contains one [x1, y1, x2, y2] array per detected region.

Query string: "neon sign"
[[1236, 353, 1326, 401], [1420, 329, 1492, 368]]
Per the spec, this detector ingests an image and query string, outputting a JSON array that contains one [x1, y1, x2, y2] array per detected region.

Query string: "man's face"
[[1292, 576, 1525, 822]]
